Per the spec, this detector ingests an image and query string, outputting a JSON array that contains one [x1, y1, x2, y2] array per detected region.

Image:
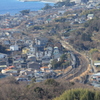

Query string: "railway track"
[[60, 40, 89, 81], [66, 53, 88, 80]]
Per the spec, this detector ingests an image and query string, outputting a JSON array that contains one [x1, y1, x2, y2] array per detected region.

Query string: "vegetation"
[[80, 9, 100, 16], [20, 9, 30, 15], [26, 7, 100, 52], [55, 17, 67, 22], [54, 88, 100, 100], [45, 78, 59, 86], [0, 45, 7, 53], [42, 4, 52, 10], [29, 25, 44, 30], [54, 0, 75, 7], [67, 17, 100, 51], [0, 77, 93, 100], [89, 48, 98, 54], [51, 53, 71, 69]]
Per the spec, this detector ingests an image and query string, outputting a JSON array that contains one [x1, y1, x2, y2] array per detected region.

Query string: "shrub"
[[45, 79, 59, 86]]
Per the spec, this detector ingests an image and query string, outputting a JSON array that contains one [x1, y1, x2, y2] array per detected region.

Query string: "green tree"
[[55, 17, 66, 22], [20, 9, 30, 15], [53, 89, 97, 100], [34, 87, 44, 99], [89, 48, 98, 54], [45, 79, 59, 86], [42, 4, 52, 10], [60, 54, 67, 62], [54, 0, 75, 7], [0, 45, 7, 53], [81, 33, 92, 41], [95, 91, 100, 100]]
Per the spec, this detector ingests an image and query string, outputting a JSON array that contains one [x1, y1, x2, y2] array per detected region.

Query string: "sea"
[[0, 0, 54, 15]]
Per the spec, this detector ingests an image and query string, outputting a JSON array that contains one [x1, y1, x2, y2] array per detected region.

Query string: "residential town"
[[0, 0, 100, 84]]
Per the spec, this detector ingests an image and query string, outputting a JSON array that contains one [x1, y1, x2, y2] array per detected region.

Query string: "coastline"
[[0, 0, 54, 15]]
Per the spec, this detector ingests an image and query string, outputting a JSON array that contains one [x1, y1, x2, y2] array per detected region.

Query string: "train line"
[[60, 40, 89, 81]]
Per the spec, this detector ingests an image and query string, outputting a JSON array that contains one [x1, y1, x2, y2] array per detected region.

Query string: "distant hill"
[[19, 0, 65, 3]]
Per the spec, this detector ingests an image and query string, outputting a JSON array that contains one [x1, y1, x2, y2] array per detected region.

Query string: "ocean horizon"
[[0, 0, 54, 15]]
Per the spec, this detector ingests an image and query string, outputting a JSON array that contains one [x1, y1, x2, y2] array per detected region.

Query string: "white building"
[[47, 46, 53, 51], [1, 69, 17, 74], [91, 73, 100, 83], [10, 44, 19, 51], [0, 53, 7, 59], [87, 14, 94, 20]]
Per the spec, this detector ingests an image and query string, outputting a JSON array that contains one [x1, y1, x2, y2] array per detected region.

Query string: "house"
[[26, 21, 34, 27], [13, 58, 25, 68], [42, 56, 51, 64], [0, 61, 7, 65], [19, 70, 34, 79], [10, 73, 19, 77], [44, 50, 52, 57], [36, 51, 44, 60], [13, 54, 22, 59], [13, 58, 24, 64], [10, 44, 19, 51], [53, 49, 59, 55], [93, 61, 100, 72], [29, 46, 35, 52], [27, 61, 40, 70], [22, 47, 30, 54], [25, 40, 33, 45], [0, 65, 7, 71], [16, 76, 28, 82], [7, 66, 16, 69], [47, 46, 53, 51], [40, 66, 50, 72], [58, 10, 66, 15], [91, 73, 100, 83], [54, 46, 59, 50], [34, 71, 45, 78], [3, 40, 10, 45], [94, 61, 100, 66], [5, 32, 10, 36], [1, 66, 17, 73], [48, 64, 52, 69], [0, 53, 7, 59], [35, 78, 46, 82], [0, 61, 7, 70], [16, 39, 25, 46], [1, 69, 17, 74], [34, 37, 48, 46], [27, 55, 36, 62], [20, 63, 27, 68], [53, 49, 61, 59], [87, 14, 94, 20], [27, 47, 35, 56]]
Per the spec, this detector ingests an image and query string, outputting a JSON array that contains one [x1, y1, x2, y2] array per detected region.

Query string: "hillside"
[[0, 77, 96, 100]]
